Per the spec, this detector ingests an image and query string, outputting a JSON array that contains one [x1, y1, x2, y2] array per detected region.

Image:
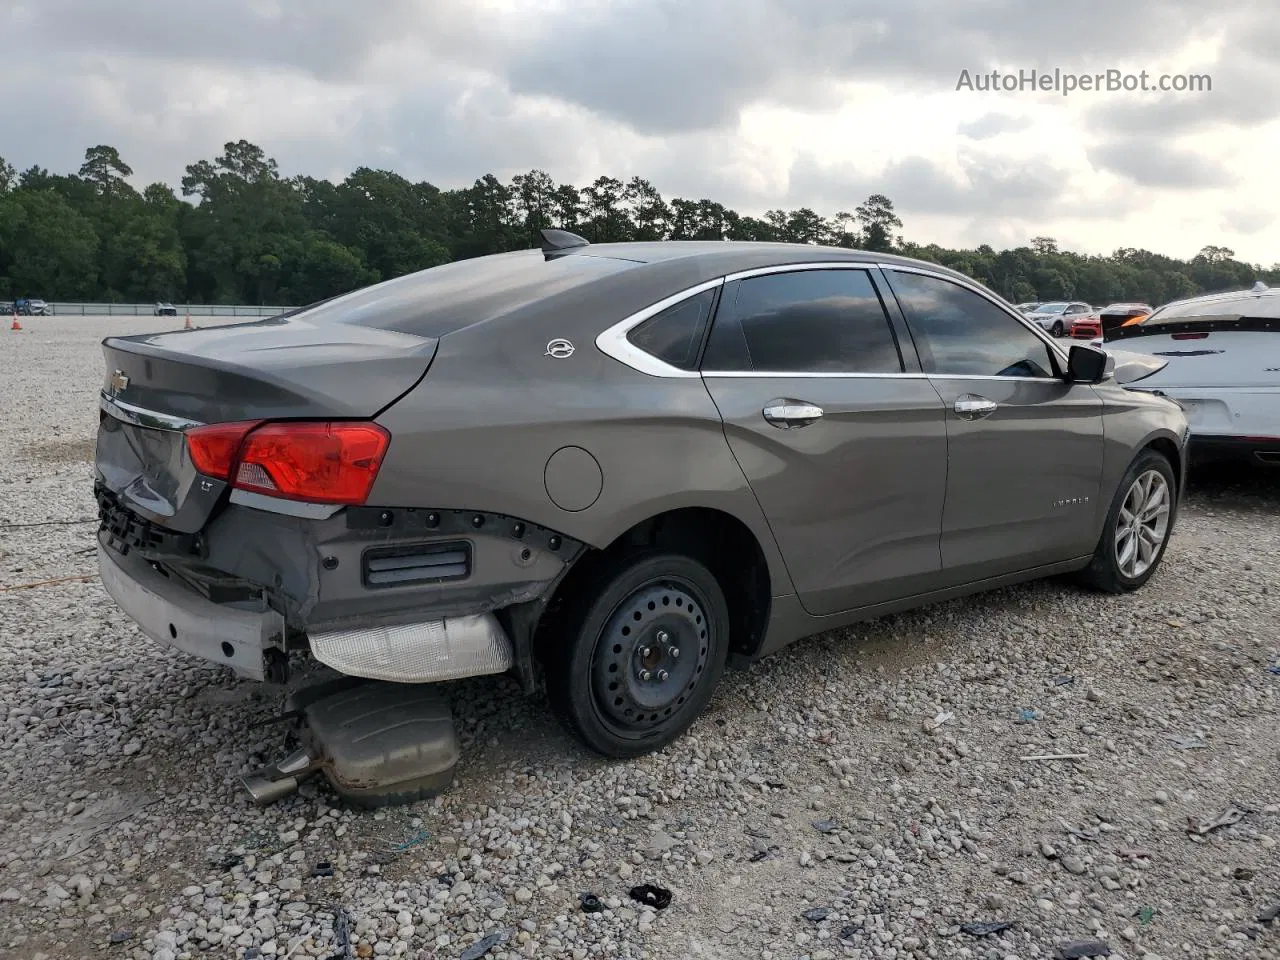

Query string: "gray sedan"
[[93, 234, 1188, 782]]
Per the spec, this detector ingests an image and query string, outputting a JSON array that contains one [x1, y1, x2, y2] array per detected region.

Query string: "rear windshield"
[[296, 250, 637, 338], [1142, 294, 1280, 325]]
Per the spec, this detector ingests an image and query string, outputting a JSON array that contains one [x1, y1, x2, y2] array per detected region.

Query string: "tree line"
[[0, 141, 1275, 308]]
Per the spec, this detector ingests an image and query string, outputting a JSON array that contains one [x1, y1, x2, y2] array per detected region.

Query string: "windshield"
[[1036, 302, 1068, 314]]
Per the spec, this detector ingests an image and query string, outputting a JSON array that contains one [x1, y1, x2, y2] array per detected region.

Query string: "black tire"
[[1078, 449, 1177, 593], [544, 550, 730, 758], [1051, 320, 1064, 337]]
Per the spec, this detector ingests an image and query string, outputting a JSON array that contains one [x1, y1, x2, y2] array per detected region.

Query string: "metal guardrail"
[[21, 303, 296, 317]]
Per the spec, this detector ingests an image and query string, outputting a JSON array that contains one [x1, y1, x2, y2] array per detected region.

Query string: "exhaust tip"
[[241, 772, 300, 806]]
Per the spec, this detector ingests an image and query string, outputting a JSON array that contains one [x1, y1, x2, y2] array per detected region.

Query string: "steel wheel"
[[1114, 469, 1171, 578], [591, 579, 711, 733]]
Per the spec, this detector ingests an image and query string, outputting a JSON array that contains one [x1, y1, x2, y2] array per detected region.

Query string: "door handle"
[[953, 395, 998, 420], [762, 399, 824, 428]]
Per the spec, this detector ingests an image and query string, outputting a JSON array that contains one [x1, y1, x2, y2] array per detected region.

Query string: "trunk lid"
[[1104, 329, 1280, 389], [96, 314, 437, 533]]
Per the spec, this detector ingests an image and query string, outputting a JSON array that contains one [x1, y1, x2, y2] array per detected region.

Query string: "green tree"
[[855, 194, 902, 252], [180, 140, 310, 302], [0, 189, 100, 298], [279, 233, 379, 303], [582, 176, 632, 243], [785, 207, 827, 245], [511, 169, 557, 244], [0, 143, 1267, 311], [79, 146, 135, 198], [105, 212, 187, 300], [624, 177, 670, 241]]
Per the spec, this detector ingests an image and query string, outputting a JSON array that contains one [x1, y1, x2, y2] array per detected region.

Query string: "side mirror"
[[1066, 344, 1112, 384]]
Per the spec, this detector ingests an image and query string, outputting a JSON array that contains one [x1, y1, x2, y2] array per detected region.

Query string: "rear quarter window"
[[625, 288, 716, 371]]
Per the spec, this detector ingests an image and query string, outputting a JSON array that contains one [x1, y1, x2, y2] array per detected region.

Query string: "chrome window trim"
[[594, 277, 724, 379], [598, 259, 1071, 380], [230, 488, 344, 520], [703, 371, 929, 380], [722, 261, 875, 283], [702, 371, 1056, 383], [876, 262, 1070, 367], [100, 392, 204, 432]]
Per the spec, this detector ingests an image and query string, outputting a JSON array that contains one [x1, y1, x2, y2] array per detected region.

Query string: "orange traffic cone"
[[10, 312, 20, 331], [183, 310, 193, 330]]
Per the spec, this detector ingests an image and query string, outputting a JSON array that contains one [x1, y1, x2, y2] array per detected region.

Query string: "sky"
[[3, 0, 1278, 265]]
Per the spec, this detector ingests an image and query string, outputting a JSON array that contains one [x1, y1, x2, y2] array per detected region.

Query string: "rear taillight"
[[185, 421, 390, 505], [186, 421, 261, 479]]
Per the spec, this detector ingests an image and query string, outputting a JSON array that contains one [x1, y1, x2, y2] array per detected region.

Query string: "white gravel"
[[1, 315, 1277, 960]]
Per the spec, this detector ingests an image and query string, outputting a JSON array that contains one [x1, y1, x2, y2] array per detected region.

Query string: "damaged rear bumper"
[[98, 541, 283, 681], [95, 493, 586, 685]]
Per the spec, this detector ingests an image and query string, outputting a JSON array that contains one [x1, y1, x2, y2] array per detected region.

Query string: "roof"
[[570, 239, 964, 273], [307, 240, 1001, 340], [1146, 284, 1280, 324]]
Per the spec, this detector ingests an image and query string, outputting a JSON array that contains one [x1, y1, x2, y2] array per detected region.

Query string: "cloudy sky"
[[4, 0, 1277, 263]]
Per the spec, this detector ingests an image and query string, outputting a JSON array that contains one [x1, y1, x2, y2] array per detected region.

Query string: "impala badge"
[[108, 370, 129, 395], [545, 338, 575, 359], [1053, 496, 1090, 508]]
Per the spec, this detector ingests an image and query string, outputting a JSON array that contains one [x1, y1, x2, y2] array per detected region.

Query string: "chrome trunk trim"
[[99, 392, 204, 432]]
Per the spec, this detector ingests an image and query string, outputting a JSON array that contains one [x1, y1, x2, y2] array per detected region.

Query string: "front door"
[[699, 266, 949, 617], [881, 268, 1104, 583]]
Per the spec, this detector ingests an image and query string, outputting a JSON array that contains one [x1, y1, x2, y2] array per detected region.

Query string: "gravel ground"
[[1, 315, 1277, 960]]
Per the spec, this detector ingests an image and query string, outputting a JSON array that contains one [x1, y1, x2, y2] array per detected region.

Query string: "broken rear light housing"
[[185, 421, 390, 505]]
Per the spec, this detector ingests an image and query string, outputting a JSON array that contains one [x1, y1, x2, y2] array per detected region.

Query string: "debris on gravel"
[[1, 317, 1278, 960]]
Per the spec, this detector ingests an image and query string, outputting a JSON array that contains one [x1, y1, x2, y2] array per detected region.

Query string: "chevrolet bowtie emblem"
[[108, 370, 129, 394]]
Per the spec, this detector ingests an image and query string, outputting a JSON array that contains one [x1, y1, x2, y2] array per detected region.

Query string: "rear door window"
[[701, 269, 903, 373]]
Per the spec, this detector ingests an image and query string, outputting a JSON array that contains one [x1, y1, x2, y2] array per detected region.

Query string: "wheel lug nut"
[[640, 646, 652, 659], [639, 669, 652, 681], [668, 646, 680, 659], [657, 669, 669, 682], [656, 630, 669, 643]]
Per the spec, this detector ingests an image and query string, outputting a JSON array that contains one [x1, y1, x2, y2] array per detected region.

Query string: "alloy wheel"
[[1114, 469, 1171, 578]]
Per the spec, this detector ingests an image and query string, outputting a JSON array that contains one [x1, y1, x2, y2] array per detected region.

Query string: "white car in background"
[[1097, 281, 1280, 466], [1025, 300, 1096, 337]]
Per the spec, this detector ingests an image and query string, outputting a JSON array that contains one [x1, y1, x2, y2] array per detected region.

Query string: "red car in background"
[[1094, 303, 1153, 338]]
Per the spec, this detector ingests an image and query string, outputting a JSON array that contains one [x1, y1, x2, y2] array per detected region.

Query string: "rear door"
[[700, 265, 948, 616], [881, 268, 1104, 582]]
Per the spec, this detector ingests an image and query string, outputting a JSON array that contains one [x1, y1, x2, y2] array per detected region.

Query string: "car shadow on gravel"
[[1185, 461, 1279, 513]]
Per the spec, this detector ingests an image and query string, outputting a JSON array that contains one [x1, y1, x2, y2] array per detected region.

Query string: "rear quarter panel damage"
[[366, 289, 797, 600]]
